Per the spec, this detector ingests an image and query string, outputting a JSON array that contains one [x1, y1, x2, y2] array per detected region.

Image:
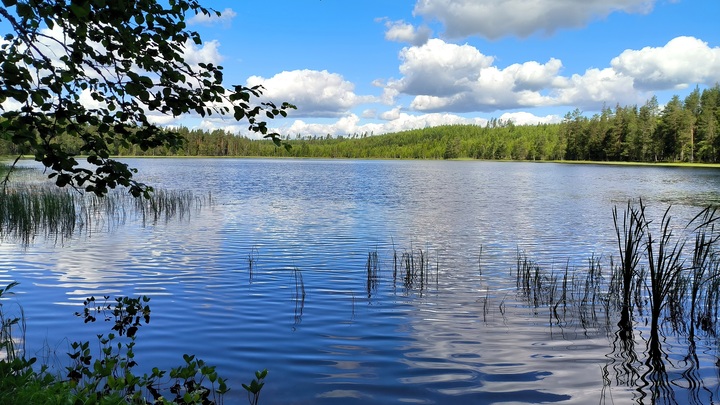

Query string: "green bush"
[[0, 282, 266, 405]]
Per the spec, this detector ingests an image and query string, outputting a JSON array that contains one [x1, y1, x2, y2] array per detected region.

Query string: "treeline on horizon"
[[2, 85, 720, 163]]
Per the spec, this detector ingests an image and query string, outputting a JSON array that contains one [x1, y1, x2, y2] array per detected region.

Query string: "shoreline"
[[6, 155, 720, 169]]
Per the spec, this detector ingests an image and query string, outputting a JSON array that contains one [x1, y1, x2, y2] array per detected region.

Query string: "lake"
[[3, 158, 720, 404]]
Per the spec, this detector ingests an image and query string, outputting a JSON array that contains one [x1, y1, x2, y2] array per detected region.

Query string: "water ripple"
[[4, 159, 720, 404]]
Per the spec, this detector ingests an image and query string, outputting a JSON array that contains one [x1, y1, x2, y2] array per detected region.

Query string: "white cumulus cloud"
[[380, 106, 403, 121], [552, 68, 642, 109], [382, 37, 693, 113], [246, 70, 374, 117], [381, 19, 432, 46], [413, 0, 657, 39], [498, 112, 562, 125], [389, 39, 562, 112], [182, 39, 224, 67], [361, 109, 377, 119], [611, 36, 720, 90], [507, 59, 564, 91], [390, 39, 494, 97]]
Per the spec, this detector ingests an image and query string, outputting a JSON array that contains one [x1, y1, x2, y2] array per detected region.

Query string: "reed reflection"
[[602, 320, 720, 405]]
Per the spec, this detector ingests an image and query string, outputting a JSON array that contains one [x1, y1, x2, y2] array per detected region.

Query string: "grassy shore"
[[547, 159, 720, 169]]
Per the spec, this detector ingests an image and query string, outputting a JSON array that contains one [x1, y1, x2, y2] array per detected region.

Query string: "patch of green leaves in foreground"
[[0, 283, 266, 404]]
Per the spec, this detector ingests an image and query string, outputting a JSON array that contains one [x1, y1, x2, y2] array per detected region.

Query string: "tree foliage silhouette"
[[0, 0, 293, 196]]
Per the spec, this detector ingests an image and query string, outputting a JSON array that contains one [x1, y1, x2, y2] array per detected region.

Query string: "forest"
[[2, 85, 719, 164]]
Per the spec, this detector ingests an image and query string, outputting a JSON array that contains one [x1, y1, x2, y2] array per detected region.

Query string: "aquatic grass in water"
[[396, 248, 431, 292], [0, 185, 77, 245], [517, 202, 720, 337], [247, 246, 260, 281], [134, 189, 211, 226], [366, 250, 379, 297], [0, 282, 25, 362], [293, 268, 306, 328], [613, 200, 646, 333], [352, 229, 720, 404], [510, 201, 720, 403], [0, 183, 212, 245]]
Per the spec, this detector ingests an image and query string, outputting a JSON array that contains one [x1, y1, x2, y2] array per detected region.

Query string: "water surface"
[[3, 159, 720, 404]]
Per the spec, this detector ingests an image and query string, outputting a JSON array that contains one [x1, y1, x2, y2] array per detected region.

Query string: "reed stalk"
[[612, 200, 647, 333], [644, 207, 686, 358], [248, 246, 259, 281], [366, 250, 379, 297], [293, 267, 306, 327]]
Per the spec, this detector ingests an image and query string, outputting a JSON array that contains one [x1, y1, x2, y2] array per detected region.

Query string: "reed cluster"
[[515, 250, 610, 331], [0, 185, 77, 244], [612, 202, 720, 341], [392, 247, 434, 292], [362, 244, 439, 298], [132, 189, 211, 226], [0, 182, 211, 245], [515, 201, 720, 339]]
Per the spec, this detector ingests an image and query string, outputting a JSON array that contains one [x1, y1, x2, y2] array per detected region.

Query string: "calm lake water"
[[3, 158, 720, 404]]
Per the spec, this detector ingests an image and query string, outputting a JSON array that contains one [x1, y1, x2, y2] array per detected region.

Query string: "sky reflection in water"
[[4, 158, 720, 404]]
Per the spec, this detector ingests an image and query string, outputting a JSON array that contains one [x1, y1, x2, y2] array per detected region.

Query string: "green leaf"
[[15, 3, 32, 18], [139, 75, 154, 88], [69, 3, 90, 18], [233, 106, 245, 120], [31, 91, 45, 106]]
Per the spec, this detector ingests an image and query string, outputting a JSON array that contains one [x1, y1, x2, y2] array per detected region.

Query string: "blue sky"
[[183, 0, 718, 138], [5, 1, 720, 139]]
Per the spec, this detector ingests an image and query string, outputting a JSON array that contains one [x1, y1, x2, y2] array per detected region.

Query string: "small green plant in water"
[[242, 369, 267, 405], [0, 281, 24, 361]]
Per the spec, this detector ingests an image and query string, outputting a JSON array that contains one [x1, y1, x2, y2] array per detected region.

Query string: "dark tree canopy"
[[0, 0, 293, 196]]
